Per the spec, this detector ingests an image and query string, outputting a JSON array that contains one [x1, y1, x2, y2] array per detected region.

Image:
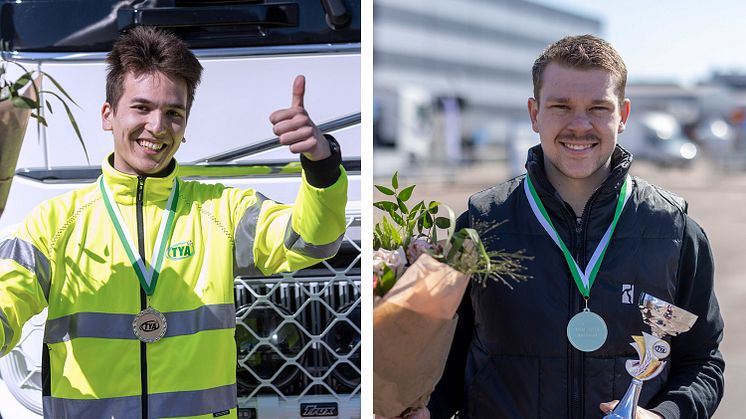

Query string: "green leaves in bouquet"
[[374, 171, 445, 251], [374, 171, 533, 292], [374, 264, 398, 298], [1, 52, 89, 164], [373, 216, 402, 250], [444, 221, 534, 288]]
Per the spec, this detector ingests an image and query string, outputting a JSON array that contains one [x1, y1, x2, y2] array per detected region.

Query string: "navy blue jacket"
[[428, 145, 724, 419]]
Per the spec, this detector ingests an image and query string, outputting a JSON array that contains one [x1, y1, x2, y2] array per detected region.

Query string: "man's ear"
[[618, 98, 631, 134], [102, 102, 113, 131], [528, 98, 540, 133]]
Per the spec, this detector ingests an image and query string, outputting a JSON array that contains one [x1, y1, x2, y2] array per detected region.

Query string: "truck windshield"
[[0, 0, 360, 52]]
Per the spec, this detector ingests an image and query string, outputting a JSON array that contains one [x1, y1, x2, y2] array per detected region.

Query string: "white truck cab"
[[0, 1, 361, 417]]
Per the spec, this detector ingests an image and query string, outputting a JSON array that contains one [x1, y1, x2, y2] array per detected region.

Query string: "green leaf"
[[447, 229, 468, 261], [422, 212, 433, 229], [428, 200, 441, 214], [383, 217, 402, 246], [30, 112, 48, 126], [388, 209, 405, 227], [42, 71, 79, 106], [376, 264, 398, 297], [11, 71, 33, 92], [435, 217, 451, 229], [396, 197, 408, 214], [374, 201, 398, 212], [410, 201, 424, 214], [375, 185, 395, 196], [391, 171, 399, 189], [11, 95, 36, 109], [398, 185, 415, 202], [50, 91, 89, 164], [42, 90, 89, 162], [462, 227, 490, 265], [45, 99, 53, 114]]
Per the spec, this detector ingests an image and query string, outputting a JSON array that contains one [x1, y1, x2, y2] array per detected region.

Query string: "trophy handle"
[[602, 378, 642, 419]]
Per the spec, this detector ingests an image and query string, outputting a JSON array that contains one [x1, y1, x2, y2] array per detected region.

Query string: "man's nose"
[[146, 112, 167, 136], [567, 111, 592, 132]]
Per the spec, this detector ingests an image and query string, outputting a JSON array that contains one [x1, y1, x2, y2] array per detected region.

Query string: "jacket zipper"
[[136, 176, 149, 419], [568, 189, 603, 419]]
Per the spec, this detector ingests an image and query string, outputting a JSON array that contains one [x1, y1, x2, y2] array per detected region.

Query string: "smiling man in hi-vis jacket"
[[0, 26, 347, 419]]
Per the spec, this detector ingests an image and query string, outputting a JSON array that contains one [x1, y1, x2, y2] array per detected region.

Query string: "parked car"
[[0, 1, 361, 418], [619, 111, 698, 167]]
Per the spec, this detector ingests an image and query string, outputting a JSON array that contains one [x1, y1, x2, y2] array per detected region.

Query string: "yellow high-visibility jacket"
[[0, 156, 347, 419]]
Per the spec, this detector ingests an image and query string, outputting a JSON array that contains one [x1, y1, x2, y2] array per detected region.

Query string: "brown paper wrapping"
[[0, 77, 39, 219], [373, 253, 470, 417]]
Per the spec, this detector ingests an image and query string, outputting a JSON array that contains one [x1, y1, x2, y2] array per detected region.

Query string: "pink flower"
[[406, 238, 433, 264], [373, 247, 406, 279]]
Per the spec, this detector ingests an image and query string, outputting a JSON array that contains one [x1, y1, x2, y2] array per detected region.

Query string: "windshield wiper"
[[191, 112, 360, 163]]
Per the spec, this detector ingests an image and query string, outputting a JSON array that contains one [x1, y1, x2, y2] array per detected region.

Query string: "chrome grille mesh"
[[234, 215, 361, 405]]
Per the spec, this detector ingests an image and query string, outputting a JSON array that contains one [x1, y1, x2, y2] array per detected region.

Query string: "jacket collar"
[[101, 154, 179, 205], [524, 144, 633, 205]]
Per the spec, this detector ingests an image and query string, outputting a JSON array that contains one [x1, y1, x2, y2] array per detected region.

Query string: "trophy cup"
[[603, 292, 698, 419]]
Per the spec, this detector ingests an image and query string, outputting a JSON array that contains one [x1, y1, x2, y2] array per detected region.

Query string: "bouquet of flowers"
[[372, 173, 531, 418]]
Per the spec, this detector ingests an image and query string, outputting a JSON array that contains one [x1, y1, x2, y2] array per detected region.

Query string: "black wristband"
[[300, 134, 342, 188]]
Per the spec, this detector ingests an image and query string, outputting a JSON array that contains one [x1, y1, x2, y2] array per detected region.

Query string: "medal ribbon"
[[523, 173, 632, 297], [99, 176, 179, 295]]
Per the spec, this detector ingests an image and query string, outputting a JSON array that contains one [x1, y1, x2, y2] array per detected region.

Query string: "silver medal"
[[133, 307, 167, 343], [566, 308, 608, 352]]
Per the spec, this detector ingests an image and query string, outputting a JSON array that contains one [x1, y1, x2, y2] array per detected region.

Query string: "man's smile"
[[136, 139, 166, 153], [560, 142, 596, 151]]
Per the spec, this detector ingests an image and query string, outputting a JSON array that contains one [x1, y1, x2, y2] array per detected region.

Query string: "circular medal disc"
[[567, 309, 608, 352], [133, 307, 167, 343]]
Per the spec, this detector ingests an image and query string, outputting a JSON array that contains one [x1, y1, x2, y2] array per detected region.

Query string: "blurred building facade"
[[373, 0, 600, 176]]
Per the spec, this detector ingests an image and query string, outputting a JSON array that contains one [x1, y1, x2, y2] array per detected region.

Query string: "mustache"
[[557, 134, 600, 142]]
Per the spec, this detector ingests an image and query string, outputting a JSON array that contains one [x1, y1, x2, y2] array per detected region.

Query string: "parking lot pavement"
[[377, 158, 744, 418]]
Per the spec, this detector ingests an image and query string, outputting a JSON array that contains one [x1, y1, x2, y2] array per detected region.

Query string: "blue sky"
[[530, 1, 746, 85]]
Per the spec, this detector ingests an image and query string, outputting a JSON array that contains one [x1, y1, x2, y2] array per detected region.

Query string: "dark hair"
[[532, 34, 627, 105], [106, 26, 203, 112]]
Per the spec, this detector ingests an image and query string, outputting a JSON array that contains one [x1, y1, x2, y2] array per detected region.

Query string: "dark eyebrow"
[[131, 97, 186, 111], [544, 97, 569, 103]]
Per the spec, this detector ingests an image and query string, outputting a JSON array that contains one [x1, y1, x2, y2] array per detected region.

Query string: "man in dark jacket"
[[423, 35, 725, 419]]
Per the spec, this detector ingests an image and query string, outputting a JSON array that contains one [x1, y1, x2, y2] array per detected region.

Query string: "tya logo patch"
[[167, 240, 195, 261]]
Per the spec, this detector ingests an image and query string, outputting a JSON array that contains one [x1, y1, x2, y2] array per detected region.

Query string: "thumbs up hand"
[[269, 75, 332, 161]]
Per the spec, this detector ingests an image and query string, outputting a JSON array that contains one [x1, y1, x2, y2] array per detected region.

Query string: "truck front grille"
[[234, 215, 361, 401]]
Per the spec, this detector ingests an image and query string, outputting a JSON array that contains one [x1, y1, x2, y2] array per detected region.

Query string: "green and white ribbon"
[[99, 176, 179, 295], [523, 173, 632, 297]]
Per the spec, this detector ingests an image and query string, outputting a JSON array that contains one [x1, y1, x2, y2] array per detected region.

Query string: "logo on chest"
[[167, 240, 195, 261], [622, 284, 634, 304]]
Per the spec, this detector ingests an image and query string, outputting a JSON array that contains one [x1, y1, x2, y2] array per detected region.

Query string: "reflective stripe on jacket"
[[0, 156, 347, 419]]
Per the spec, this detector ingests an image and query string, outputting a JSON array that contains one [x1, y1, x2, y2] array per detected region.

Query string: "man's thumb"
[[291, 74, 305, 108]]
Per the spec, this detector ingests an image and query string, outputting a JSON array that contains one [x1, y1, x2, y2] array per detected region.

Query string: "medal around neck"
[[567, 308, 608, 352], [524, 174, 631, 353], [133, 307, 167, 343], [99, 176, 179, 295]]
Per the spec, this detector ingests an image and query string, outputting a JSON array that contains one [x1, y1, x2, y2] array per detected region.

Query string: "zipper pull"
[[137, 177, 145, 203]]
